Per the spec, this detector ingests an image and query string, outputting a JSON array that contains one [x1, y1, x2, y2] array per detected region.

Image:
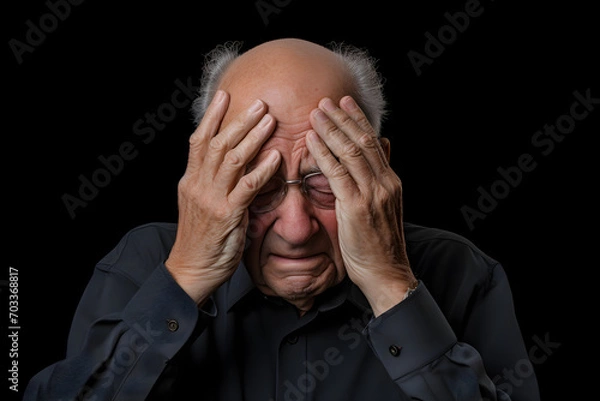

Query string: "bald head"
[[221, 38, 348, 87], [192, 38, 386, 136], [218, 38, 352, 128]]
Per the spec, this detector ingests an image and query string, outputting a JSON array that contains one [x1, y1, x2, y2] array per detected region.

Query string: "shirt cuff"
[[121, 262, 213, 360], [364, 281, 457, 380]]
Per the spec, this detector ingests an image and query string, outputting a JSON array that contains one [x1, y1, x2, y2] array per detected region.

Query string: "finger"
[[338, 96, 376, 137], [205, 99, 268, 177], [229, 150, 281, 208], [215, 113, 276, 192], [305, 130, 357, 203], [320, 97, 388, 175], [339, 96, 390, 170], [186, 90, 229, 174], [310, 106, 373, 189]]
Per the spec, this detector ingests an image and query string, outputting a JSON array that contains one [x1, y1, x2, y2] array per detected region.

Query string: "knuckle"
[[234, 109, 260, 130], [176, 178, 195, 202], [177, 175, 192, 192], [376, 186, 392, 203], [341, 142, 362, 158], [239, 131, 262, 153], [223, 149, 243, 167], [387, 174, 403, 194], [177, 174, 201, 196], [188, 132, 204, 149], [212, 204, 231, 221], [238, 174, 260, 193], [330, 163, 349, 179], [209, 136, 226, 152], [376, 182, 402, 205], [356, 114, 375, 132], [393, 182, 403, 199], [323, 122, 341, 137], [336, 113, 354, 128], [358, 133, 377, 148]]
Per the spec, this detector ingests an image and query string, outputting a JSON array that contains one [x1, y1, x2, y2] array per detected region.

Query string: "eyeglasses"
[[249, 172, 336, 214]]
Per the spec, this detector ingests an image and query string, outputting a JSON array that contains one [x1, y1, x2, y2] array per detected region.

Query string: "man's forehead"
[[249, 133, 318, 174], [222, 83, 344, 128]]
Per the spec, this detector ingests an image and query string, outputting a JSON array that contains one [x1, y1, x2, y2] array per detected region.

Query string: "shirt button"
[[286, 335, 299, 345], [167, 319, 179, 332], [389, 345, 402, 357]]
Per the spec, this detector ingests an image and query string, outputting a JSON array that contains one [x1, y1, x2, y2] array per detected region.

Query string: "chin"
[[279, 276, 323, 299], [271, 270, 343, 303]]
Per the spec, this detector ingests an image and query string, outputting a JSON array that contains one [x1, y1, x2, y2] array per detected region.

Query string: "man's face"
[[243, 124, 346, 306], [218, 45, 350, 309]]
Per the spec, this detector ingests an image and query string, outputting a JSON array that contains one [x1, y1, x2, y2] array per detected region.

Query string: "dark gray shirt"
[[24, 222, 540, 401]]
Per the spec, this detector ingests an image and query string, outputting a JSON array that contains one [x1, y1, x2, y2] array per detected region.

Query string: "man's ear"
[[379, 137, 391, 162]]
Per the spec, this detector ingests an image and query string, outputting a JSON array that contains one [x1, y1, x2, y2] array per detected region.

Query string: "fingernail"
[[213, 90, 225, 103], [341, 96, 358, 110], [258, 114, 272, 128], [267, 150, 280, 162], [249, 99, 264, 113], [321, 98, 336, 112], [313, 109, 329, 122]]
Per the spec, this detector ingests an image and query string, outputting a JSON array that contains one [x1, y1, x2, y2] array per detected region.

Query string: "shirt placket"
[[276, 330, 313, 401]]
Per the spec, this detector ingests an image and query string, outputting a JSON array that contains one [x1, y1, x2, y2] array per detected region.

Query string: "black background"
[[4, 0, 597, 400]]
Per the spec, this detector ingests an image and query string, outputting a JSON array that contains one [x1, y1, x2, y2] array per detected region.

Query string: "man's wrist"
[[164, 258, 223, 306], [361, 275, 418, 317], [402, 280, 419, 300]]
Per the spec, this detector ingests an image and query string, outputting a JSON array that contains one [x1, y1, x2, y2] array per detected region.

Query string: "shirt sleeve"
[[364, 282, 511, 401], [23, 225, 215, 401]]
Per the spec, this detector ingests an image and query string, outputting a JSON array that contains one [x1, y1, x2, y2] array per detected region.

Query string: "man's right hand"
[[165, 90, 280, 305]]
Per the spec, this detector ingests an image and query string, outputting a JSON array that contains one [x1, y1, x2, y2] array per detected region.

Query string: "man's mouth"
[[272, 252, 318, 259], [268, 253, 327, 275]]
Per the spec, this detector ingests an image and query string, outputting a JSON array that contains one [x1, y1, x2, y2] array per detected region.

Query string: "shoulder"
[[404, 223, 512, 335], [404, 222, 501, 283], [94, 222, 178, 285]]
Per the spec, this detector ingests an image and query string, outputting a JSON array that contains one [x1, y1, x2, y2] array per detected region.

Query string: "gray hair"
[[190, 40, 387, 136]]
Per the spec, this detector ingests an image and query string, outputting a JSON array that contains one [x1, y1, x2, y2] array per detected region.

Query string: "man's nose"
[[271, 187, 319, 246]]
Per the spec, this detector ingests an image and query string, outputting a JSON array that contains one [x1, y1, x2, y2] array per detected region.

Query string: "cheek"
[[315, 210, 342, 262], [317, 211, 338, 244], [245, 214, 273, 254]]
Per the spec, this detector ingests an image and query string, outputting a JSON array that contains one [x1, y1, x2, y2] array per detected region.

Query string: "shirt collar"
[[226, 263, 372, 315], [225, 262, 257, 311]]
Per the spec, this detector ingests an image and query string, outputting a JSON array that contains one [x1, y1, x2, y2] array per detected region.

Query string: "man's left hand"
[[306, 96, 417, 316]]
